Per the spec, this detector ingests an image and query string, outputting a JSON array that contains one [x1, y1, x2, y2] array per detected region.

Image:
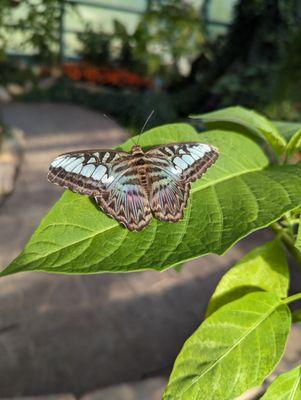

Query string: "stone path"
[[0, 103, 128, 266], [0, 103, 299, 399]]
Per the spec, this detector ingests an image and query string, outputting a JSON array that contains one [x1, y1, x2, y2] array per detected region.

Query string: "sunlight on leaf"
[[163, 292, 291, 400], [206, 239, 289, 316], [261, 365, 301, 400], [192, 106, 287, 155]]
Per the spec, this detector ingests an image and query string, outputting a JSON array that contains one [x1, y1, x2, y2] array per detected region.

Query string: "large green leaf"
[[207, 239, 289, 316], [261, 365, 301, 400], [2, 124, 301, 276], [163, 292, 291, 400], [191, 106, 287, 155]]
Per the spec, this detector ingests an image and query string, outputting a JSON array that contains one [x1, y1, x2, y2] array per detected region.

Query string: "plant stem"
[[283, 293, 301, 304], [271, 222, 301, 269]]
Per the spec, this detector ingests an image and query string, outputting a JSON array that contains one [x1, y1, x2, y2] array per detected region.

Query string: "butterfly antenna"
[[137, 109, 155, 146], [103, 113, 137, 146], [103, 113, 121, 127]]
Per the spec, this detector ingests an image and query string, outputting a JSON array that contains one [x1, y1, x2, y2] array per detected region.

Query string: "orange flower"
[[62, 63, 153, 88]]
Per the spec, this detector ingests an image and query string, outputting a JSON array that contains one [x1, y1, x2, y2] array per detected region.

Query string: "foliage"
[[164, 292, 291, 399], [194, 106, 286, 155], [178, 0, 301, 119], [133, 0, 204, 80], [2, 106, 301, 398], [20, 0, 63, 63], [275, 25, 301, 103], [77, 0, 204, 83], [0, 0, 12, 61], [261, 365, 301, 399], [206, 240, 289, 316], [77, 27, 112, 66], [0, 0, 74, 64], [213, 0, 298, 108], [0, 61, 37, 85]]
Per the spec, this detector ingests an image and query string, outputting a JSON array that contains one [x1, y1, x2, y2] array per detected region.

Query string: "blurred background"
[[0, 1, 301, 399]]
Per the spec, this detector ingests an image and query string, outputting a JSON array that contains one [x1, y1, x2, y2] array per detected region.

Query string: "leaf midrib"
[[173, 302, 280, 398]]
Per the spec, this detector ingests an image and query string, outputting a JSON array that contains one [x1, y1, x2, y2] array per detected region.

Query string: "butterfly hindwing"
[[146, 143, 219, 221], [149, 175, 189, 222], [94, 178, 152, 231]]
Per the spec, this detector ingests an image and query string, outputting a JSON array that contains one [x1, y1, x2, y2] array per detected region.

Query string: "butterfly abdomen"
[[135, 161, 149, 192]]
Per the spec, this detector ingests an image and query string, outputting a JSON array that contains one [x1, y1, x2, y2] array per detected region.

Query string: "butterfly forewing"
[[146, 142, 219, 183], [146, 143, 219, 222], [48, 150, 130, 195]]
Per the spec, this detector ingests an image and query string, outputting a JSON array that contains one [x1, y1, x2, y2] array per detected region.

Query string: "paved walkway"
[[0, 103, 298, 398], [0, 103, 127, 266]]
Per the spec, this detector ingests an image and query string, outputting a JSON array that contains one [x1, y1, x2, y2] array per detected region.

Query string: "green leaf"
[[191, 106, 287, 155], [2, 124, 301, 276], [163, 292, 291, 400], [286, 128, 301, 156], [207, 240, 289, 316], [274, 120, 301, 142], [295, 218, 301, 253], [261, 365, 301, 400]]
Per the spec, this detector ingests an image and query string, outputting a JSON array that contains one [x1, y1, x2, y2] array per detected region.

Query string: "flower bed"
[[62, 63, 153, 89]]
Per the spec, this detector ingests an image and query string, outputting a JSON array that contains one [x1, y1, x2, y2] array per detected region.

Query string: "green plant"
[[1, 0, 75, 64], [77, 27, 112, 66], [133, 0, 204, 81], [2, 106, 301, 398], [0, 0, 12, 61], [177, 0, 301, 117], [77, 0, 204, 83]]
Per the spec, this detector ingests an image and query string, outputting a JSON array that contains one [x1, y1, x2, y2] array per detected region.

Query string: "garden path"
[[0, 103, 298, 398]]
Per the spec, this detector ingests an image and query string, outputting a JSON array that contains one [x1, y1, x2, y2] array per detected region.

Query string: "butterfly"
[[48, 142, 219, 231]]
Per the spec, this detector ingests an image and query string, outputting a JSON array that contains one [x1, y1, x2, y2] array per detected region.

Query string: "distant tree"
[[134, 0, 204, 81], [0, 0, 75, 64], [176, 0, 301, 114]]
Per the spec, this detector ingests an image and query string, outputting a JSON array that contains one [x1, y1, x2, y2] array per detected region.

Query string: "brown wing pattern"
[[146, 142, 219, 222], [94, 182, 152, 231], [47, 149, 130, 196], [48, 149, 152, 231], [48, 142, 219, 231]]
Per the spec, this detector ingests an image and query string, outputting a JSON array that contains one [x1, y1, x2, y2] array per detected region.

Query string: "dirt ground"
[[0, 103, 299, 398]]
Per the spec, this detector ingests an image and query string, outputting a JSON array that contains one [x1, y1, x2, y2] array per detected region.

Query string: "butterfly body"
[[48, 142, 219, 231]]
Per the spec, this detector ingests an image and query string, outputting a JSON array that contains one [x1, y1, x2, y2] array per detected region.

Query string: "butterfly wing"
[[48, 150, 152, 231], [146, 142, 219, 222], [94, 181, 152, 232], [48, 149, 130, 196]]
